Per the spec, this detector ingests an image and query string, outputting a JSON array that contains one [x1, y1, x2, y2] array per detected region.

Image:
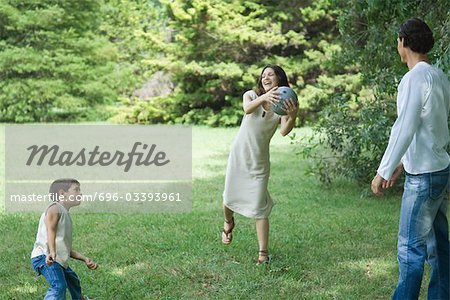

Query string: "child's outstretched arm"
[[44, 205, 60, 266], [70, 250, 98, 270]]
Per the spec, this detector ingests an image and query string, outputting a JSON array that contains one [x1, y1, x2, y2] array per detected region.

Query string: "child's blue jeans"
[[392, 165, 450, 300], [32, 255, 82, 300]]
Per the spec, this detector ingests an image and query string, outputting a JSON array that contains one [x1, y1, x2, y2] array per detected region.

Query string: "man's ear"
[[58, 189, 66, 197], [399, 37, 407, 48]]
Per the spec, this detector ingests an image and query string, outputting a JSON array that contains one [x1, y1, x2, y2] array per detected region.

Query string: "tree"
[[99, 0, 167, 98], [0, 0, 118, 122], [303, 0, 450, 185], [123, 0, 345, 127]]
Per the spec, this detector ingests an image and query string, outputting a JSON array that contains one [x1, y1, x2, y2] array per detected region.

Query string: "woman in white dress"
[[222, 64, 298, 264]]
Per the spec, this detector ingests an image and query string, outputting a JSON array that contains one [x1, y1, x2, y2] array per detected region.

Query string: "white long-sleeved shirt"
[[377, 62, 450, 180]]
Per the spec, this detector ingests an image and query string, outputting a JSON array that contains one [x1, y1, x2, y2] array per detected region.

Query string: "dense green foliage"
[[302, 0, 450, 185], [0, 0, 346, 125], [99, 0, 167, 98], [0, 1, 119, 122], [1, 0, 448, 187], [123, 0, 345, 126]]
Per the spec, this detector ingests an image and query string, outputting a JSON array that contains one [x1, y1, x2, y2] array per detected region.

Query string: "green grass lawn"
[[0, 126, 434, 299]]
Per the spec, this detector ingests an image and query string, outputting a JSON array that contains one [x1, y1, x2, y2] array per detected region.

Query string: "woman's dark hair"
[[398, 18, 434, 54], [255, 64, 289, 96], [49, 178, 79, 201]]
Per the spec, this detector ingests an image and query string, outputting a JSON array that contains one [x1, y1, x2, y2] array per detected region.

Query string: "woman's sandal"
[[221, 217, 235, 244], [257, 250, 270, 265]]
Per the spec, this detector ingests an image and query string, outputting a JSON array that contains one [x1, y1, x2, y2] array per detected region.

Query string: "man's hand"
[[383, 163, 404, 189], [371, 174, 386, 196], [372, 164, 404, 196], [46, 252, 56, 266], [84, 257, 98, 270]]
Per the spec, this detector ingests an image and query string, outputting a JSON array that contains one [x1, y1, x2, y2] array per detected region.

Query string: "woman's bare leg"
[[222, 205, 235, 244], [256, 218, 269, 262]]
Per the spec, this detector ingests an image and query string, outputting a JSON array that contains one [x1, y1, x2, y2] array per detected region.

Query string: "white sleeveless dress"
[[223, 90, 280, 218]]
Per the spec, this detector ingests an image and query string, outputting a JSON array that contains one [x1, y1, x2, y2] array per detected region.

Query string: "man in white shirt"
[[371, 18, 450, 300]]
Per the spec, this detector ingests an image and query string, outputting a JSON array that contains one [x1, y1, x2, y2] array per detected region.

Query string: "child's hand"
[[46, 253, 56, 266], [84, 257, 98, 270]]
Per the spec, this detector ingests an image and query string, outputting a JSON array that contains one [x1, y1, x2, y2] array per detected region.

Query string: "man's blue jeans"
[[393, 165, 450, 300], [32, 255, 82, 300]]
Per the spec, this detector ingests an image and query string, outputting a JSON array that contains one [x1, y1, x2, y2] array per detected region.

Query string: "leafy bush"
[[0, 1, 119, 122], [119, 0, 341, 126], [301, 0, 450, 185]]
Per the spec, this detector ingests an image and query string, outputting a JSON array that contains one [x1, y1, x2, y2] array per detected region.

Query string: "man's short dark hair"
[[49, 178, 79, 201], [398, 18, 434, 54]]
